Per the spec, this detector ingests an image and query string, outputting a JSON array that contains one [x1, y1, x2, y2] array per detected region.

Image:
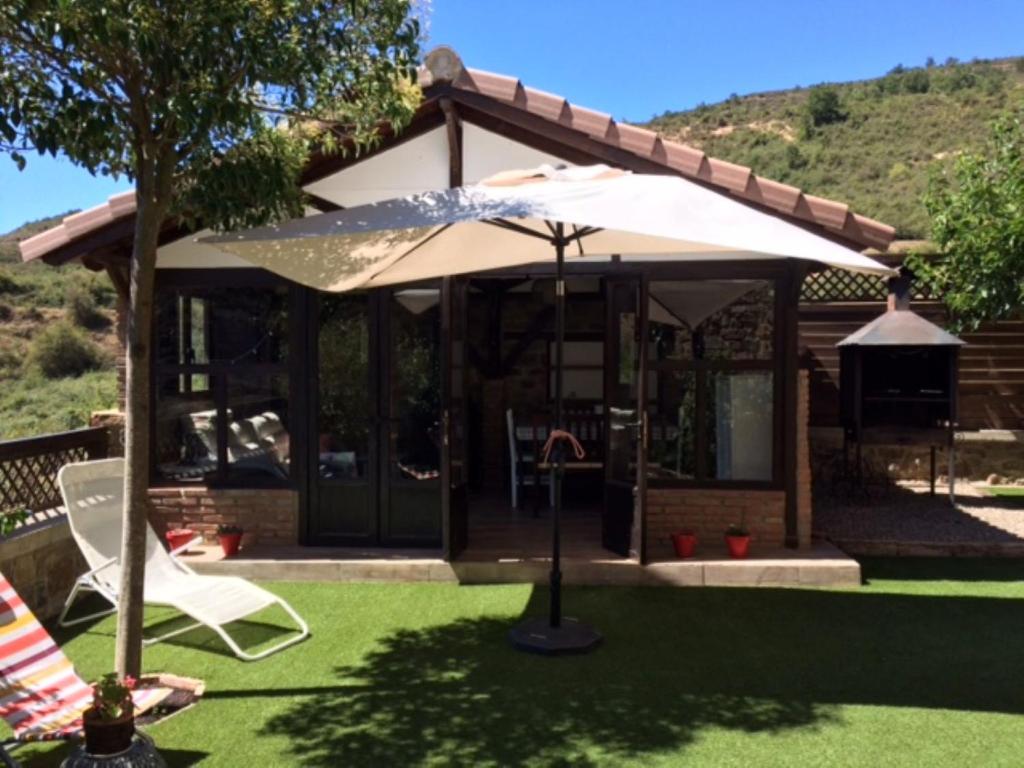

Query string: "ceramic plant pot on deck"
[[217, 524, 244, 557], [724, 525, 751, 559], [670, 531, 698, 558], [164, 528, 195, 552]]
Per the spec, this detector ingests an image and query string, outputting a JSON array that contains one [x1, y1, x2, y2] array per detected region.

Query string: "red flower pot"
[[725, 534, 751, 559], [670, 532, 698, 558], [219, 533, 243, 557], [165, 529, 195, 553]]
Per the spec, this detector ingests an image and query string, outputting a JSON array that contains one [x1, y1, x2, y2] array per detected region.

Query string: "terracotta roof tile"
[[20, 52, 895, 264]]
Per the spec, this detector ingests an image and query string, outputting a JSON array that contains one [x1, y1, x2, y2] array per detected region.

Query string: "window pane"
[[647, 370, 696, 480], [156, 286, 288, 365], [648, 280, 774, 362], [707, 371, 773, 481], [318, 295, 371, 480], [226, 375, 290, 481], [155, 375, 219, 482], [389, 289, 441, 482]]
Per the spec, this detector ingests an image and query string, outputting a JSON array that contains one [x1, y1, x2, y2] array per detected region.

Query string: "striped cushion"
[[0, 574, 169, 743]]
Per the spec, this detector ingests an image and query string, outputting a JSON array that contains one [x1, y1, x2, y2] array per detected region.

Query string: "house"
[[19, 47, 896, 563]]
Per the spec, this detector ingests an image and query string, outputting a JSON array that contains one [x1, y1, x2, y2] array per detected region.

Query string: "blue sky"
[[2, 0, 1023, 233]]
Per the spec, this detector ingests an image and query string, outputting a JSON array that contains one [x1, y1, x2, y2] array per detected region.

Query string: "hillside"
[[0, 216, 119, 440], [646, 57, 1024, 238]]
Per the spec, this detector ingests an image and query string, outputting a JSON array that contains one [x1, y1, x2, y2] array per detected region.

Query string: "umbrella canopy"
[[202, 165, 894, 289]]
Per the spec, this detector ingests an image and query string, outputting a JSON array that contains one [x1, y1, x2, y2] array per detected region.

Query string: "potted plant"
[[669, 529, 698, 558], [83, 673, 136, 755], [724, 523, 751, 559], [217, 524, 244, 557], [164, 527, 195, 552]]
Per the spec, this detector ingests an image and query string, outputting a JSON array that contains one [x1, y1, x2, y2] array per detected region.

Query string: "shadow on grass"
[[230, 582, 1024, 766], [861, 556, 1024, 582]]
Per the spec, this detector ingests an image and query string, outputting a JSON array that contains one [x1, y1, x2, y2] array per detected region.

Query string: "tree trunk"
[[114, 156, 172, 677]]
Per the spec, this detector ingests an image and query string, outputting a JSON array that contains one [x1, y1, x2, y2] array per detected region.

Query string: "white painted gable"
[[157, 120, 571, 269]]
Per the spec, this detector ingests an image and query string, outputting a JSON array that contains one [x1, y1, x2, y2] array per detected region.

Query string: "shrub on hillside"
[[0, 303, 12, 322], [0, 269, 20, 295], [804, 86, 846, 133], [66, 282, 110, 329], [27, 321, 105, 378]]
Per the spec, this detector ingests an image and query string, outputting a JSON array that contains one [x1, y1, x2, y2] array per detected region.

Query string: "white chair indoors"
[[57, 458, 309, 661]]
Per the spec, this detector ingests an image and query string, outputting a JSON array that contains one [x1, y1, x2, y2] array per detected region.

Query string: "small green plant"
[[725, 523, 749, 538], [217, 524, 243, 536], [0, 508, 29, 536], [66, 282, 109, 329], [27, 321, 105, 378], [90, 673, 136, 722]]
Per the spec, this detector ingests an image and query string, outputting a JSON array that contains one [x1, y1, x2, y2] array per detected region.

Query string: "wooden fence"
[[0, 427, 110, 513], [800, 271, 1024, 430]]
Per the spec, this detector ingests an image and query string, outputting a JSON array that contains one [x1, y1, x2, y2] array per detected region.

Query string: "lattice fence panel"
[[0, 430, 109, 513], [802, 269, 935, 303]]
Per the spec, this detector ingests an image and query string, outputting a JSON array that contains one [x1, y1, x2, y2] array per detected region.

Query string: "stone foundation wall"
[[646, 488, 787, 559], [0, 519, 85, 621], [148, 487, 299, 546], [811, 428, 1024, 486]]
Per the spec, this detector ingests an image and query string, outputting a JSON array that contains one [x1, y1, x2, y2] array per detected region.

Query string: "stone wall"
[[148, 487, 299, 546], [646, 488, 787, 559], [0, 518, 85, 621], [810, 428, 1024, 486]]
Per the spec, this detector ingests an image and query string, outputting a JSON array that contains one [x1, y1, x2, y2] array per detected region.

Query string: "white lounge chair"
[[57, 458, 309, 661]]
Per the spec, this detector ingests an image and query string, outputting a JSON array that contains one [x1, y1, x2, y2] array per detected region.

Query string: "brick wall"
[[148, 487, 299, 546], [797, 370, 812, 548], [646, 488, 786, 559]]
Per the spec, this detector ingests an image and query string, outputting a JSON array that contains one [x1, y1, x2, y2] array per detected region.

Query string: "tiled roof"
[[20, 48, 894, 263], [431, 60, 893, 250]]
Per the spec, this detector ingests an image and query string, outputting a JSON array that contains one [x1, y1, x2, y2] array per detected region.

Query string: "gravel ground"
[[814, 483, 1024, 543]]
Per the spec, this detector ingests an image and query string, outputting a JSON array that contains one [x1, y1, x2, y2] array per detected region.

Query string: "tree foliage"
[[805, 86, 846, 127], [0, 0, 422, 676], [912, 110, 1024, 330]]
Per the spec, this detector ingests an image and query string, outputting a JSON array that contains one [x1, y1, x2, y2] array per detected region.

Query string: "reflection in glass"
[[227, 375, 290, 480], [318, 296, 370, 480], [154, 375, 219, 482], [647, 370, 696, 479], [707, 371, 773, 480], [157, 286, 288, 366], [390, 289, 441, 482]]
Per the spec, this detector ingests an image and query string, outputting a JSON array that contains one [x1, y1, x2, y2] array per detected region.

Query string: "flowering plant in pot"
[[217, 524, 244, 557], [724, 523, 751, 559], [669, 529, 698, 558], [83, 673, 136, 755]]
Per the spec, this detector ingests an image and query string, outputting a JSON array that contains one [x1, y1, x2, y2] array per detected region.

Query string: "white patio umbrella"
[[203, 164, 894, 654]]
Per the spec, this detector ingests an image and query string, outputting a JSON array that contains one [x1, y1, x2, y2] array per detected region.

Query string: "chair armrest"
[[169, 535, 203, 558], [81, 556, 119, 580]]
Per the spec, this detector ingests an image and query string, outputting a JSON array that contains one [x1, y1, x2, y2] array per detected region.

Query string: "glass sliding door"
[[380, 287, 443, 546], [312, 294, 376, 544], [603, 277, 648, 558]]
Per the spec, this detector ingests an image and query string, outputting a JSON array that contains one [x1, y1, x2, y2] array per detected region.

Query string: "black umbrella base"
[[508, 616, 602, 656]]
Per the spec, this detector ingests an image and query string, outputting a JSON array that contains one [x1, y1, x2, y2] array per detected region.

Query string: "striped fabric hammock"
[[0, 573, 170, 758]]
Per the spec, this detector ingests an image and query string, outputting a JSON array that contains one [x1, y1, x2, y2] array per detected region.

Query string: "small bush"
[[806, 86, 846, 128], [0, 269, 20, 295], [66, 282, 109, 329], [0, 303, 12, 322], [27, 321, 105, 379]]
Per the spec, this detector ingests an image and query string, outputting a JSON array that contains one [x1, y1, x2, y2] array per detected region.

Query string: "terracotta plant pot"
[[725, 534, 751, 559], [218, 532, 243, 557], [164, 528, 195, 552], [670, 532, 698, 558], [83, 705, 134, 756]]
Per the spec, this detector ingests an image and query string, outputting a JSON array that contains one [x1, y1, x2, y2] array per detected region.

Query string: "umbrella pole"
[[508, 222, 601, 655], [550, 227, 565, 628]]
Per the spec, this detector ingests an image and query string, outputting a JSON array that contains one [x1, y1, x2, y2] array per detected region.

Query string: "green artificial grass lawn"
[[14, 559, 1024, 767], [988, 487, 1024, 499]]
